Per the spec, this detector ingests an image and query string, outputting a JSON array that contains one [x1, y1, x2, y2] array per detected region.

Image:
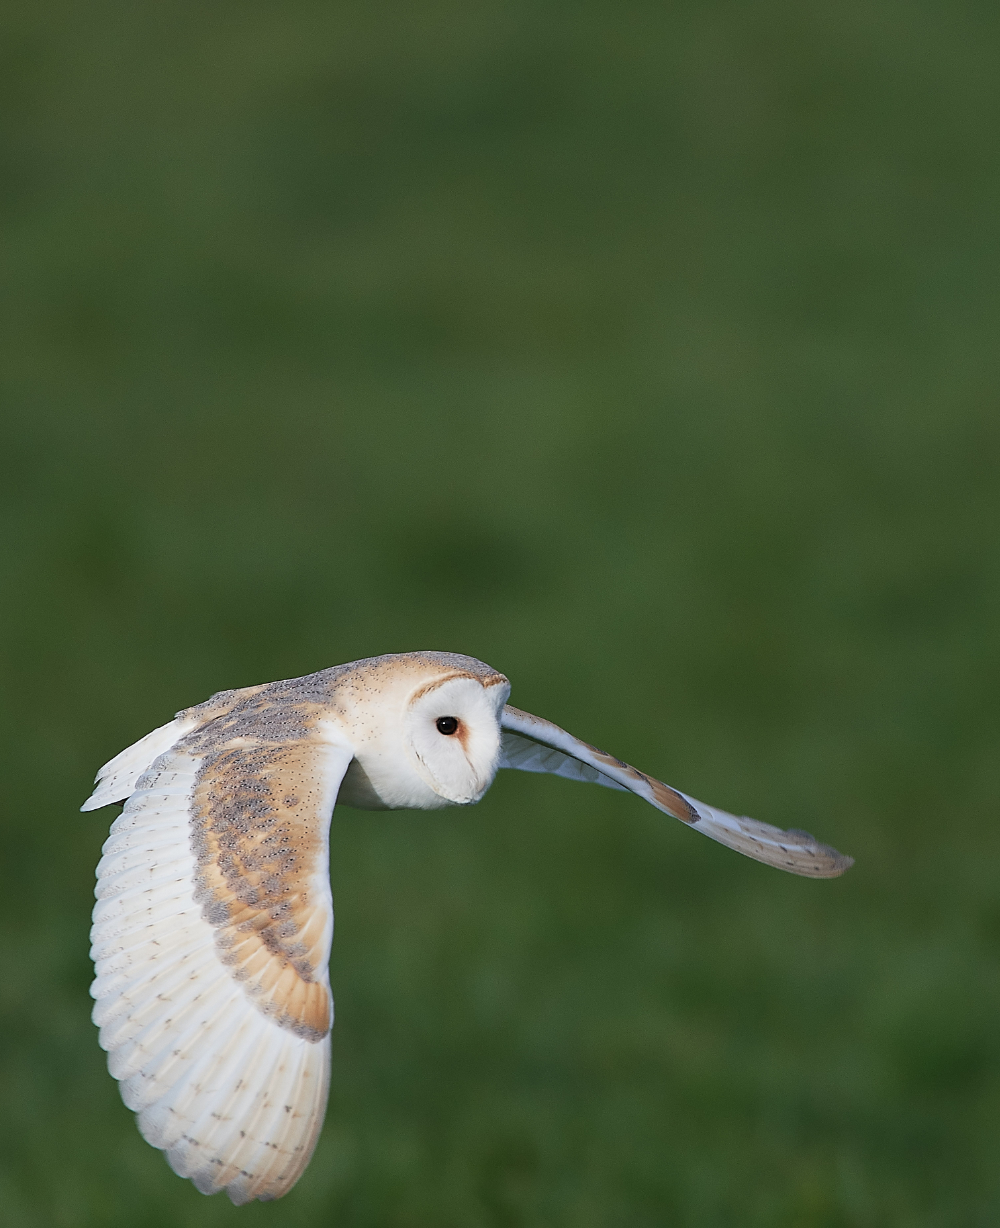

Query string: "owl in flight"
[[83, 651, 852, 1204]]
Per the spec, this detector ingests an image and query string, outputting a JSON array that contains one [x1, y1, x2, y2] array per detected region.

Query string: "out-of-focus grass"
[[3, 1, 1000, 1224]]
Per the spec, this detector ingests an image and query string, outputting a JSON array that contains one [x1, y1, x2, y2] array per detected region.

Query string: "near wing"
[[499, 705, 852, 879], [86, 718, 354, 1203]]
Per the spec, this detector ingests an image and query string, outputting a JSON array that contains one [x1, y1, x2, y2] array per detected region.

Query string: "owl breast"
[[335, 749, 452, 810]]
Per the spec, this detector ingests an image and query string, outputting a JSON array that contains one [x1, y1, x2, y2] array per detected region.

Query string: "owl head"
[[334, 653, 511, 810], [403, 672, 510, 803]]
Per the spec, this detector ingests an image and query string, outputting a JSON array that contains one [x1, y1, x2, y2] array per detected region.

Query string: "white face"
[[402, 676, 509, 804]]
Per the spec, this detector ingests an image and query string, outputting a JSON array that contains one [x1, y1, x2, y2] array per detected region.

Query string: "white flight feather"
[[134, 1008, 264, 1130], [93, 879, 196, 915], [177, 1017, 277, 1155], [99, 829, 194, 862], [94, 883, 194, 915], [81, 714, 201, 811], [97, 849, 189, 880], [105, 952, 240, 1070], [94, 866, 192, 901], [220, 1041, 321, 1201], [93, 965, 219, 1040], [184, 1022, 290, 1156], [110, 983, 246, 1085], [257, 1047, 325, 1193], [90, 729, 350, 1204], [94, 926, 203, 983], [91, 915, 203, 964], [96, 839, 192, 875], [120, 986, 254, 1108], [102, 810, 191, 840], [216, 1041, 301, 1183]]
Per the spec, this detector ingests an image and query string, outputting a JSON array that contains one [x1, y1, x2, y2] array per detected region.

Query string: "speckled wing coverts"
[[86, 683, 355, 1204]]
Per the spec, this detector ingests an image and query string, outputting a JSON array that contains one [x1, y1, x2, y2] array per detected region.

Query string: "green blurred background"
[[2, 1, 1000, 1224]]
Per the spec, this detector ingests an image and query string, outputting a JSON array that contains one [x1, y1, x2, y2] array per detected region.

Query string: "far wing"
[[89, 714, 353, 1204], [500, 705, 852, 879]]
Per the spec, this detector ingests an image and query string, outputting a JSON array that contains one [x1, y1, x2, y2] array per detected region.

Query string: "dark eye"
[[436, 716, 459, 735]]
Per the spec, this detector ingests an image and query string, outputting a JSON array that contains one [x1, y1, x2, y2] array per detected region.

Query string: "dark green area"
[[2, 1, 1000, 1223]]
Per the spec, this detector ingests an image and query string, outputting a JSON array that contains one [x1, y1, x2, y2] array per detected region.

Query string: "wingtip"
[[827, 850, 855, 877], [80, 791, 111, 812], [787, 829, 855, 878], [794, 843, 854, 879]]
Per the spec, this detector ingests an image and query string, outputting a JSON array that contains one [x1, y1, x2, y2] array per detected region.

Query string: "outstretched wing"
[[499, 706, 852, 878], [87, 710, 354, 1204]]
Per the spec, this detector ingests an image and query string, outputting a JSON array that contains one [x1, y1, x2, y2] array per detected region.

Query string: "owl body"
[[82, 650, 851, 1205]]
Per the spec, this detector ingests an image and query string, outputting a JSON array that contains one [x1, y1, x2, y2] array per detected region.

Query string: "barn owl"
[[82, 651, 852, 1205]]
